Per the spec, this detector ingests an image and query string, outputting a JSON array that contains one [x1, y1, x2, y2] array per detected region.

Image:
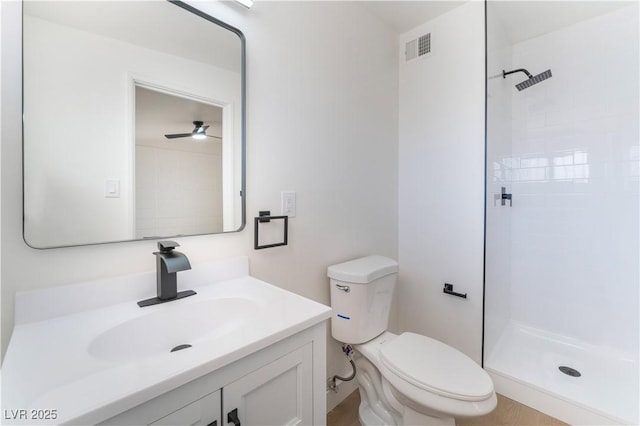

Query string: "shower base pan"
[[485, 321, 638, 425]]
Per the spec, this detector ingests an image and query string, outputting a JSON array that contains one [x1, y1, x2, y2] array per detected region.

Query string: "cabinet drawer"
[[151, 389, 221, 426]]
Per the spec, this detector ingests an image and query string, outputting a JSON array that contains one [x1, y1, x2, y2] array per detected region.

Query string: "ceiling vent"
[[405, 33, 431, 62]]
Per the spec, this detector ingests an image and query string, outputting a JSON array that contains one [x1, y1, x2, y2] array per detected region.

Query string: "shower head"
[[503, 68, 552, 91]]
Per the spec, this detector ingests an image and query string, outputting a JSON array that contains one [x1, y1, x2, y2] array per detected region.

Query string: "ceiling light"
[[235, 0, 253, 9]]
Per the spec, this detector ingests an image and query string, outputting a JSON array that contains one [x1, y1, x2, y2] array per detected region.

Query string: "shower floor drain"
[[559, 366, 581, 377]]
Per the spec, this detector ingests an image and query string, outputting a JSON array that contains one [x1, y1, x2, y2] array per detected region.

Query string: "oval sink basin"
[[89, 298, 258, 363]]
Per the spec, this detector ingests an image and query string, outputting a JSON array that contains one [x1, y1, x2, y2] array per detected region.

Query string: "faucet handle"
[[157, 240, 179, 253]]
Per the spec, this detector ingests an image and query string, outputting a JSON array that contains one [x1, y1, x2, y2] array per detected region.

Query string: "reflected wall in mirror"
[[23, 1, 245, 248], [135, 86, 225, 238]]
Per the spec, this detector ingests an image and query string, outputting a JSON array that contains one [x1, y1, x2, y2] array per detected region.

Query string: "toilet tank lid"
[[327, 255, 398, 284]]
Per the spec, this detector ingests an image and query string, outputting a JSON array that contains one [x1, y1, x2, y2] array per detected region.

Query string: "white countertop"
[[2, 257, 331, 425]]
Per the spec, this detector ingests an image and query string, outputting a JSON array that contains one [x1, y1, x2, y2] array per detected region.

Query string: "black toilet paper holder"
[[443, 283, 467, 299]]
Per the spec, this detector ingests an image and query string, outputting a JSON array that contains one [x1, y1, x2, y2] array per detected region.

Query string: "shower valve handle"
[[501, 187, 512, 207]]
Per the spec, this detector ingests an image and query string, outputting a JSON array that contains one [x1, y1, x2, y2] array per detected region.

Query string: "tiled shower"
[[484, 2, 639, 424]]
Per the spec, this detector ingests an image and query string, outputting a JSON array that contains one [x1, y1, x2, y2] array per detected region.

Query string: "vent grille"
[[405, 33, 431, 62], [418, 33, 431, 56]]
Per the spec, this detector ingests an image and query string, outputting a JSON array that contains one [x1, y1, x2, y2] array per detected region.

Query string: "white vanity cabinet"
[[100, 323, 324, 426], [223, 343, 312, 425], [4, 259, 332, 425], [151, 390, 221, 426]]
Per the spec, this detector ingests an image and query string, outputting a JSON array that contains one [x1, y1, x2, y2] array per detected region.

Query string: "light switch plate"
[[281, 191, 296, 218], [104, 179, 120, 198]]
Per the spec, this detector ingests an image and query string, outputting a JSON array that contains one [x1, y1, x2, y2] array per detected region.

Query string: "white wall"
[[135, 143, 224, 238], [504, 4, 639, 353], [398, 1, 485, 363], [22, 14, 241, 247], [1, 1, 399, 408]]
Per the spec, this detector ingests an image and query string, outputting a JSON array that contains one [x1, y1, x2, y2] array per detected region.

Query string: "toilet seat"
[[356, 332, 497, 421], [379, 332, 493, 402]]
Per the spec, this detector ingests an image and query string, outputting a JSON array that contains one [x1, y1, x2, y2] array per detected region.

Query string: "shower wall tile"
[[506, 3, 639, 354]]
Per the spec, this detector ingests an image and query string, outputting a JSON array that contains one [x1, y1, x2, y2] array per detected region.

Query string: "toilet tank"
[[328, 255, 398, 344]]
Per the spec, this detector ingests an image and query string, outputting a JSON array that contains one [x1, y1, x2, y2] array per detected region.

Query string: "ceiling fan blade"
[[164, 133, 192, 139], [206, 135, 222, 140]]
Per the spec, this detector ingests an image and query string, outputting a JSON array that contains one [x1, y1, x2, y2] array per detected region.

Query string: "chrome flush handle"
[[335, 284, 350, 293]]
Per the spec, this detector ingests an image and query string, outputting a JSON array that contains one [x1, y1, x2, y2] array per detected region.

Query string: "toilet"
[[328, 255, 497, 425]]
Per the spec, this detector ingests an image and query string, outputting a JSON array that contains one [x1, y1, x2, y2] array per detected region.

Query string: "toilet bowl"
[[328, 256, 496, 425], [355, 331, 497, 425]]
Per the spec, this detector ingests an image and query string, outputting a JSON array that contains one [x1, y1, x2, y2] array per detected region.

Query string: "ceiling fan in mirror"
[[164, 121, 221, 140]]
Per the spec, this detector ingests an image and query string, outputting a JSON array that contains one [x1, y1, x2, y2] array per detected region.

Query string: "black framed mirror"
[[22, 1, 246, 248]]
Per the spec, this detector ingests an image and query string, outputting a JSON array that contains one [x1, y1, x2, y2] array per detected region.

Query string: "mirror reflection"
[[23, 1, 245, 248]]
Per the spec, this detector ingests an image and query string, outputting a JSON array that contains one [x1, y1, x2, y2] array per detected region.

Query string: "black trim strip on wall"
[[481, 0, 488, 369]]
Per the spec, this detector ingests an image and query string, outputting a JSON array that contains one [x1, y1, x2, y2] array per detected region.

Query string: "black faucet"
[[137, 241, 196, 307]]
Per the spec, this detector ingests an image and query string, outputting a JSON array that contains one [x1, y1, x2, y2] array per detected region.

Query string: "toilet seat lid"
[[379, 332, 494, 401]]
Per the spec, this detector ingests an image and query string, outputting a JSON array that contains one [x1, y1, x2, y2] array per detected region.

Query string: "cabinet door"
[[151, 389, 221, 426], [223, 343, 313, 426]]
